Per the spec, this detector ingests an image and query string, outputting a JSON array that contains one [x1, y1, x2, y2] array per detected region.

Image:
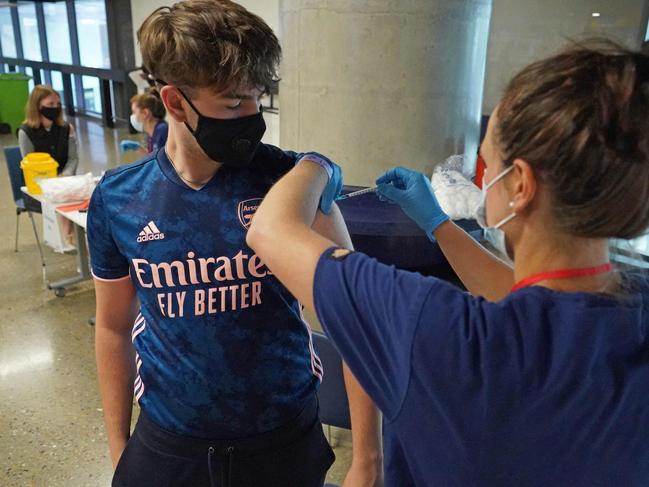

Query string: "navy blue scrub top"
[[314, 247, 649, 486]]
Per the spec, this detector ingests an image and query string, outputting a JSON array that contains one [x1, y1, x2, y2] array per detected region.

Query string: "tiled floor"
[[0, 111, 351, 486]]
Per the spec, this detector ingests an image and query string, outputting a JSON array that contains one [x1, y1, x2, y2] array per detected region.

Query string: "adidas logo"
[[137, 221, 165, 243]]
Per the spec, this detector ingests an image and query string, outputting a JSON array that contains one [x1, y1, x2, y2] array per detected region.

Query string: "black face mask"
[[178, 88, 266, 168], [40, 106, 61, 122]]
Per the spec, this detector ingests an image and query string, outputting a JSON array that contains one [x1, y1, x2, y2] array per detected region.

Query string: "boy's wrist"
[[351, 445, 383, 469]]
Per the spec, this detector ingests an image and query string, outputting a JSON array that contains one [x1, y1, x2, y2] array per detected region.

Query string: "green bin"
[[0, 73, 31, 134]]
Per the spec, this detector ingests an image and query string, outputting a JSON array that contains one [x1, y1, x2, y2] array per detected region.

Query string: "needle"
[[335, 186, 378, 201]]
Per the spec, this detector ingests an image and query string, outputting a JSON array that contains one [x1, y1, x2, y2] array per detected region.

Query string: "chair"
[[313, 331, 352, 434], [5, 145, 47, 282]]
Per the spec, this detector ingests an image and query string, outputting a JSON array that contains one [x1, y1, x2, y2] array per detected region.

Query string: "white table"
[[20, 187, 91, 297]]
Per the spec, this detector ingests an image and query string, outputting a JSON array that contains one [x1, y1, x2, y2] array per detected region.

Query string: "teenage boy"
[[88, 1, 381, 486]]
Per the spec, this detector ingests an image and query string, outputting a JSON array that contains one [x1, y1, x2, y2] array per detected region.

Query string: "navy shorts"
[[112, 396, 335, 487]]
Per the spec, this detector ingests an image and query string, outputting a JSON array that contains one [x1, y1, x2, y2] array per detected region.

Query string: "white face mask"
[[475, 165, 516, 260], [130, 113, 144, 133]]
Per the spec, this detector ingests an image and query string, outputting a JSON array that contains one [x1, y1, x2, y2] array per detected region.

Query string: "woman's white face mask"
[[475, 165, 516, 261], [130, 113, 144, 133]]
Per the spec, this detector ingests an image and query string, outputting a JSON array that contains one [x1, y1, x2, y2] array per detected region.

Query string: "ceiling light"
[[592, 12, 601, 17]]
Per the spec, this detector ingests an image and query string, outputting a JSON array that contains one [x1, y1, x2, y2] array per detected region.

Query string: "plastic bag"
[[39, 172, 96, 204], [431, 155, 481, 220]]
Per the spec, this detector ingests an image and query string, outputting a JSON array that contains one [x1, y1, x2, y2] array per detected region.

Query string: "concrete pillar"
[[279, 0, 492, 185]]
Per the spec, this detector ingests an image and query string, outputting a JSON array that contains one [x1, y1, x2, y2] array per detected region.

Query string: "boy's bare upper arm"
[[94, 277, 139, 333], [312, 204, 353, 250]]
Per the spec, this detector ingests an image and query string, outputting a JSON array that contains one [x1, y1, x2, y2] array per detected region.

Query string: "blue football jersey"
[[88, 145, 322, 438]]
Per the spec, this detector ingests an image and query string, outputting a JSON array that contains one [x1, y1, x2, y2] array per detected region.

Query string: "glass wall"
[[43, 2, 73, 64], [25, 66, 33, 91], [0, 0, 114, 118], [0, 6, 16, 58], [72, 75, 83, 109], [17, 1, 41, 61], [24, 67, 47, 92], [50, 71, 64, 95], [82, 75, 101, 113], [75, 0, 110, 69]]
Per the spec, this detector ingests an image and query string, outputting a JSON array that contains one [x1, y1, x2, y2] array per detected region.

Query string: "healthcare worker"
[[248, 39, 649, 486], [19, 85, 78, 176], [88, 1, 381, 486], [120, 91, 168, 155]]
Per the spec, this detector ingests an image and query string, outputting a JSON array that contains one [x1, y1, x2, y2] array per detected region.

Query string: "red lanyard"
[[511, 263, 614, 292]]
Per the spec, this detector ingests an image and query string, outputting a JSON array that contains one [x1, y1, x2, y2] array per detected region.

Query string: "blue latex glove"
[[376, 166, 449, 239], [297, 152, 343, 215], [119, 140, 141, 153]]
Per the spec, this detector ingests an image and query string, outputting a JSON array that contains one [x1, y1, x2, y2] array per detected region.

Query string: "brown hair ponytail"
[[497, 39, 649, 239]]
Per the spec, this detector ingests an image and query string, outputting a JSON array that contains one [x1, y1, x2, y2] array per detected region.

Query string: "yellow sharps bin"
[[20, 152, 59, 195]]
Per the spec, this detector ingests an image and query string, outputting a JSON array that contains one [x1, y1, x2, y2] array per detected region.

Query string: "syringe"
[[335, 186, 378, 201]]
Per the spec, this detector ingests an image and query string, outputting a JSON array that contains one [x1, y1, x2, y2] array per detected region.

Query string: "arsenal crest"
[[237, 198, 263, 230]]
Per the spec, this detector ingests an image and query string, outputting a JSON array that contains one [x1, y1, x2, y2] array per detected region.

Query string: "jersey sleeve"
[[252, 144, 299, 181], [313, 248, 442, 420], [87, 181, 130, 280]]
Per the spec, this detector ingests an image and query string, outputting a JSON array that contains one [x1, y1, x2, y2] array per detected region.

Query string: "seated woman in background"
[[19, 84, 78, 176], [121, 91, 168, 155]]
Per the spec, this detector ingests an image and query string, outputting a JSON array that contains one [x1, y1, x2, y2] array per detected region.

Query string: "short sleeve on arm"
[[313, 248, 438, 420], [251, 144, 299, 181], [87, 182, 130, 280]]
